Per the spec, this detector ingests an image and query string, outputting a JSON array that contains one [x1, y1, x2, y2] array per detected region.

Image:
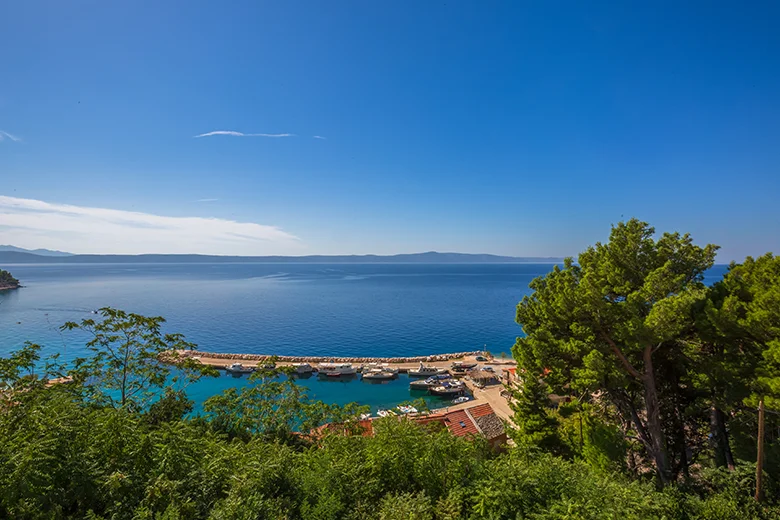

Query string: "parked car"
[[475, 355, 488, 361], [481, 366, 494, 372]]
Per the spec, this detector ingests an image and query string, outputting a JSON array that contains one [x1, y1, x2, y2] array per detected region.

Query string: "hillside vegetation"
[[0, 221, 778, 519]]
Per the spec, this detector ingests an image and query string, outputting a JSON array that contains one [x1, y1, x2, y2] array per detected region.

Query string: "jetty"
[[176, 349, 495, 373]]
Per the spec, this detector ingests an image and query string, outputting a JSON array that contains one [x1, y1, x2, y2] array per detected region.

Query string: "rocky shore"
[[179, 350, 487, 364], [0, 269, 20, 291]]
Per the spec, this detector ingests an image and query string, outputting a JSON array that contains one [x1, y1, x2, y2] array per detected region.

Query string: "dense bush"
[[1, 376, 778, 519]]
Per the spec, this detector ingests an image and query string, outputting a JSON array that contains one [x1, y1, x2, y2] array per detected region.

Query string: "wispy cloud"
[[0, 130, 21, 142], [195, 198, 219, 203], [313, 135, 327, 140], [194, 130, 295, 138], [0, 195, 302, 255]]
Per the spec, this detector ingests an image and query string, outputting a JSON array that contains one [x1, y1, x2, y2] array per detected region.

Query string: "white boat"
[[397, 405, 418, 414], [377, 409, 397, 417], [430, 381, 466, 396], [379, 363, 399, 375], [292, 362, 313, 374], [317, 362, 357, 377], [409, 374, 451, 389], [451, 361, 478, 372], [224, 363, 254, 374], [361, 362, 399, 375], [408, 362, 448, 377], [362, 368, 396, 380], [452, 396, 470, 404]]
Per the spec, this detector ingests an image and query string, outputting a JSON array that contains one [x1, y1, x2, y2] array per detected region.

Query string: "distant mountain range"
[[0, 250, 564, 264], [0, 245, 74, 257]]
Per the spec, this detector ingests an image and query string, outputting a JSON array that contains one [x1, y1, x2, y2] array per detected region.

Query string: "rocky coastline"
[[0, 269, 20, 291], [180, 349, 487, 364]]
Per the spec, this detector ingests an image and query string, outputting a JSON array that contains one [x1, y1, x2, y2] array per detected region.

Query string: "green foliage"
[[508, 374, 569, 457], [513, 219, 719, 483], [203, 367, 368, 442], [61, 307, 216, 409], [706, 254, 780, 409], [377, 492, 434, 519]]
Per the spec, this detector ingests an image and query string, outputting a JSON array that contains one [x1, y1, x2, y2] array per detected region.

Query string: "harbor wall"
[[179, 350, 487, 364]]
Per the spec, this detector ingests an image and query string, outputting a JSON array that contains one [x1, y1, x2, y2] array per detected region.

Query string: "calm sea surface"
[[0, 262, 729, 412]]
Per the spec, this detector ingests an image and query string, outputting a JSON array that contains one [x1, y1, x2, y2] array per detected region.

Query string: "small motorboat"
[[397, 405, 418, 414], [224, 363, 254, 374], [317, 363, 357, 377], [408, 362, 448, 377], [409, 374, 451, 389], [292, 362, 313, 374], [451, 362, 478, 372], [430, 381, 465, 396], [362, 368, 397, 380], [377, 409, 397, 418], [452, 396, 470, 404], [410, 378, 437, 390]]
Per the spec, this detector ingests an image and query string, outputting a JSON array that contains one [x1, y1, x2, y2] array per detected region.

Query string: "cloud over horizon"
[[194, 130, 295, 138], [0, 130, 21, 142], [0, 196, 302, 255]]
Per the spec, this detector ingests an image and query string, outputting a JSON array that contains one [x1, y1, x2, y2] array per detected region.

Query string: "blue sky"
[[1, 1, 779, 260]]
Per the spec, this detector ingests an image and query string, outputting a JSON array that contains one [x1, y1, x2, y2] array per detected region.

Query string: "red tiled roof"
[[441, 409, 480, 437], [312, 403, 501, 442], [465, 403, 494, 419]]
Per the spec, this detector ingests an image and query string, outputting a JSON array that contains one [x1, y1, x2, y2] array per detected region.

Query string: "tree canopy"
[[512, 219, 779, 497]]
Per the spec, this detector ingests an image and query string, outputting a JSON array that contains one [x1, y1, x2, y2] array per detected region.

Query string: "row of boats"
[[224, 361, 452, 378], [222, 361, 469, 397], [375, 396, 471, 418]]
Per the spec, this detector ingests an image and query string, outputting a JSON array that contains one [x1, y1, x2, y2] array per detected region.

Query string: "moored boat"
[[362, 368, 397, 380], [317, 362, 357, 377], [451, 361, 478, 372], [397, 405, 418, 414], [293, 362, 314, 374], [408, 362, 448, 377], [379, 363, 399, 375], [224, 363, 254, 374], [452, 396, 470, 404], [430, 381, 465, 396], [409, 374, 451, 389]]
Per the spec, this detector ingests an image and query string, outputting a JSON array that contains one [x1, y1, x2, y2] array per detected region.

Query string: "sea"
[[0, 262, 729, 413]]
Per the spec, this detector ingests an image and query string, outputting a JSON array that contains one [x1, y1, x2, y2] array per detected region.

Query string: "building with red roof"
[[413, 402, 507, 449], [311, 403, 507, 449]]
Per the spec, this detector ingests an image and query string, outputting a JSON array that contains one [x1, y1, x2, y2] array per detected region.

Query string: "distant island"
[[0, 269, 20, 290], [0, 250, 564, 264], [0, 244, 73, 257]]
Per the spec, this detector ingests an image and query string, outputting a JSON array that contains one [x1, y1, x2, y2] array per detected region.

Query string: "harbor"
[[181, 350, 516, 422]]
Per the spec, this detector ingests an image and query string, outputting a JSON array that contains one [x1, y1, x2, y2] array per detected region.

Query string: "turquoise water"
[[187, 371, 465, 415], [0, 262, 729, 410]]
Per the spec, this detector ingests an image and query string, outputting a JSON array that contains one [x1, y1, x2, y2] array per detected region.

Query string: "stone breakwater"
[[179, 350, 487, 364]]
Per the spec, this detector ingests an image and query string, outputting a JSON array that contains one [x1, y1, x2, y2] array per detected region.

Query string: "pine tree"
[[509, 373, 569, 456]]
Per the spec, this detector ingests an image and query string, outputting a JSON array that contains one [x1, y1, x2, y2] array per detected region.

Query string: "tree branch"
[[600, 331, 642, 380]]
